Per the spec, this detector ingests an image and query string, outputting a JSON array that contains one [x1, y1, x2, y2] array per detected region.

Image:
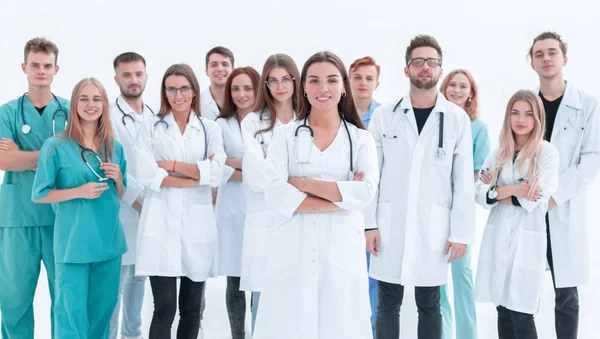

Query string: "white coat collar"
[[116, 96, 151, 121], [399, 92, 447, 136]]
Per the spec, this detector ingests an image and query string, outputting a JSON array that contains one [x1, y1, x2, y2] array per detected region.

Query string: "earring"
[[468, 97, 472, 102], [304, 92, 307, 97], [342, 92, 347, 97]]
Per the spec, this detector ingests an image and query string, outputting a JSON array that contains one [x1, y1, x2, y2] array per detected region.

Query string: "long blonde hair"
[[64, 78, 114, 159], [489, 90, 545, 194]]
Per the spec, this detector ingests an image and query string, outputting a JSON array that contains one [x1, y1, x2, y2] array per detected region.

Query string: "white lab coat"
[[542, 82, 600, 288], [475, 141, 559, 314], [364, 93, 475, 286], [133, 111, 226, 281], [200, 88, 220, 121], [239, 109, 290, 291], [253, 119, 379, 339], [215, 116, 246, 277], [108, 97, 154, 266]]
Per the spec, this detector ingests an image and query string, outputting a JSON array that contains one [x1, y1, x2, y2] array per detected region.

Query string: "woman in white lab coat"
[[134, 64, 226, 339], [253, 51, 379, 339], [240, 54, 301, 333], [215, 66, 260, 339], [475, 90, 559, 339]]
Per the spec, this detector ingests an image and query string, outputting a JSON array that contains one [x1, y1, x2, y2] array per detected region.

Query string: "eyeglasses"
[[165, 86, 193, 96], [266, 76, 294, 89], [408, 58, 442, 68]]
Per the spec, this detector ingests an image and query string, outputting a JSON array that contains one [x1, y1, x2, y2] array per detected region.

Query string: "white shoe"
[[198, 327, 205, 339], [121, 336, 143, 339]]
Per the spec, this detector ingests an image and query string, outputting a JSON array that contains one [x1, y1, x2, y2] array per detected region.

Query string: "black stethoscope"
[[20, 93, 68, 135], [383, 98, 446, 160], [294, 113, 354, 173], [116, 97, 155, 139], [152, 114, 209, 160]]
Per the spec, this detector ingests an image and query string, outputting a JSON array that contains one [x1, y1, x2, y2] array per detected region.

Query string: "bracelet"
[[299, 177, 306, 192], [172, 161, 176, 173]]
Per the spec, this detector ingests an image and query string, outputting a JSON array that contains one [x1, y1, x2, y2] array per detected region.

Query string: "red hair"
[[440, 69, 480, 120], [349, 56, 380, 79]]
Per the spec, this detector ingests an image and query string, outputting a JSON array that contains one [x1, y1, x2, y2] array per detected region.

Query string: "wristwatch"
[[487, 186, 498, 200]]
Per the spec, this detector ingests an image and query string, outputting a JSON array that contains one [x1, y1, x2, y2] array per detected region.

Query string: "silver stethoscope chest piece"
[[22, 124, 31, 135]]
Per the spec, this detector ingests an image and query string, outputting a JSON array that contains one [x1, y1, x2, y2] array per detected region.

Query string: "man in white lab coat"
[[364, 35, 475, 339], [529, 31, 600, 339], [108, 52, 153, 339], [200, 46, 234, 121]]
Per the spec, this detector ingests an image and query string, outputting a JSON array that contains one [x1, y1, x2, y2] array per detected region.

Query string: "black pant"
[[376, 280, 441, 339], [226, 276, 246, 339], [149, 276, 204, 339], [497, 305, 537, 339], [546, 215, 579, 339]]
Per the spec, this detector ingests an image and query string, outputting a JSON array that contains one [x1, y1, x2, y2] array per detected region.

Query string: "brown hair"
[[405, 35, 443, 66], [528, 31, 568, 59], [218, 67, 261, 121], [349, 56, 380, 79], [297, 51, 365, 130], [113, 52, 146, 69], [205, 46, 235, 69], [158, 64, 201, 117], [65, 78, 114, 159], [253, 54, 301, 136], [440, 69, 480, 120], [24, 37, 59, 64]]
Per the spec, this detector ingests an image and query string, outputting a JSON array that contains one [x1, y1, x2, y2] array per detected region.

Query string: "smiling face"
[[303, 62, 345, 112], [267, 67, 295, 104], [445, 72, 471, 109], [230, 73, 256, 113], [206, 53, 233, 88], [350, 65, 379, 101], [164, 75, 196, 114], [510, 100, 535, 136], [114, 60, 148, 99], [404, 47, 443, 90], [77, 84, 103, 123], [22, 52, 59, 88], [531, 38, 567, 80]]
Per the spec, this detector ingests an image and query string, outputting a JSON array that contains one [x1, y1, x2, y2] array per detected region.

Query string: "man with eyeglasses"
[[363, 35, 475, 339], [201, 46, 234, 121]]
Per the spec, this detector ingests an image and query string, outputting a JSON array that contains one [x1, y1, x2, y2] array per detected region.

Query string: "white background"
[[0, 0, 598, 338]]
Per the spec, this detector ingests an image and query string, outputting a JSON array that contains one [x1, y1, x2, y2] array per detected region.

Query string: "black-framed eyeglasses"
[[165, 86, 193, 96], [408, 58, 442, 68], [266, 76, 294, 89]]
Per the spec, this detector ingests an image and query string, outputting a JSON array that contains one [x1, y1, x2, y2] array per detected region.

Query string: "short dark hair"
[[113, 52, 146, 69], [405, 35, 443, 65], [205, 46, 234, 69], [528, 31, 568, 59], [24, 37, 59, 64]]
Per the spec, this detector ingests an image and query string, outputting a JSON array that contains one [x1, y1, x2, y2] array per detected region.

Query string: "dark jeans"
[[546, 215, 579, 339], [226, 276, 246, 339], [497, 306, 537, 339], [376, 280, 441, 339], [148, 276, 204, 339]]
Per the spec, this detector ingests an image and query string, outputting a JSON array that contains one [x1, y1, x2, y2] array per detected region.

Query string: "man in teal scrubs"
[[0, 37, 69, 339]]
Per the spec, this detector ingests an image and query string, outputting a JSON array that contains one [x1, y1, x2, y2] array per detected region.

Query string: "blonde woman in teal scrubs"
[[33, 78, 127, 339]]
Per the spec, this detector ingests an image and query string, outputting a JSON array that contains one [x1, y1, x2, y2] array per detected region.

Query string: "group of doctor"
[[0, 30, 597, 339]]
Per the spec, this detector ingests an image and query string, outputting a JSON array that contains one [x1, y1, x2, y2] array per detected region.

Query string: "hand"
[[157, 160, 174, 171], [480, 169, 491, 185], [208, 154, 214, 161], [133, 199, 143, 215], [445, 242, 467, 263], [100, 160, 123, 184], [512, 180, 532, 199], [366, 229, 381, 256], [211, 187, 218, 205], [353, 171, 365, 181], [548, 197, 557, 210], [0, 138, 19, 151], [77, 182, 109, 199], [288, 177, 303, 190]]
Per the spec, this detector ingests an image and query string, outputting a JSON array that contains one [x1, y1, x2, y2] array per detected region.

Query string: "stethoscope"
[[80, 146, 109, 182], [20, 93, 68, 135], [294, 113, 354, 174], [152, 114, 209, 160], [383, 98, 446, 160], [116, 97, 155, 139]]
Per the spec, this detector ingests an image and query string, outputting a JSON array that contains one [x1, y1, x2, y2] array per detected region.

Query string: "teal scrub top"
[[360, 100, 381, 127], [0, 95, 70, 228], [32, 136, 128, 264], [471, 119, 491, 171]]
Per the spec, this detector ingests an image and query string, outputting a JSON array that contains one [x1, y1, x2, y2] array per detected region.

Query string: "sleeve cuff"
[[197, 159, 211, 186], [149, 168, 169, 192], [278, 191, 307, 220], [121, 173, 144, 206], [221, 164, 236, 186]]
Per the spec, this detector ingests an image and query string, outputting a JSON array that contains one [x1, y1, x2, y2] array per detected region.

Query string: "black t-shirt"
[[539, 93, 563, 141], [35, 106, 46, 116], [413, 106, 434, 135]]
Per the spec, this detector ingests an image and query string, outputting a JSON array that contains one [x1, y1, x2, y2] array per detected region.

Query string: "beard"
[[409, 72, 439, 90], [120, 85, 144, 99]]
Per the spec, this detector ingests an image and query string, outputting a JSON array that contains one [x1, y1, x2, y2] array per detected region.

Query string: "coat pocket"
[[514, 229, 546, 271], [264, 218, 299, 274], [377, 203, 392, 247], [331, 213, 366, 278], [187, 204, 218, 243], [429, 204, 451, 251], [139, 197, 166, 236]]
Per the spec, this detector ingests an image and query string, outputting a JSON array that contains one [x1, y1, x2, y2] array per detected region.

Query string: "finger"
[[374, 234, 380, 256], [444, 242, 451, 255], [448, 248, 457, 263]]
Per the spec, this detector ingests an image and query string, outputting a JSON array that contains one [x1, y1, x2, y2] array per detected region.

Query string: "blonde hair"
[[64, 78, 114, 159], [489, 90, 545, 196]]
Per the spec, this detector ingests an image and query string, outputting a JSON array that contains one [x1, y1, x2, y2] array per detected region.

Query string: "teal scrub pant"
[[0, 226, 55, 339], [440, 245, 477, 339], [54, 257, 121, 339]]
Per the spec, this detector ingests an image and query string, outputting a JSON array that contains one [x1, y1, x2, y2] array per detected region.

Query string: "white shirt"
[[200, 88, 220, 121]]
